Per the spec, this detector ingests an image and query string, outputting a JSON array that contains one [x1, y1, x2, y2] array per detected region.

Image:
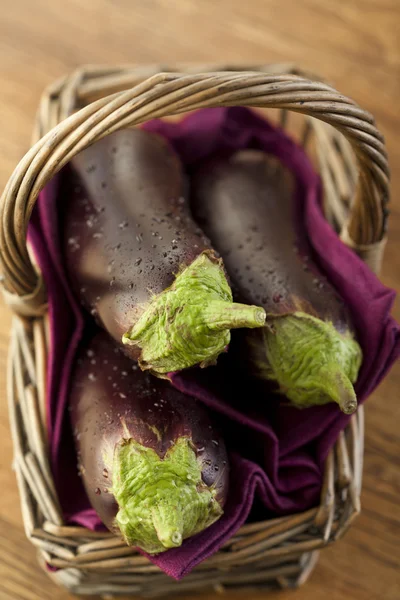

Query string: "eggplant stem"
[[331, 370, 358, 415], [261, 312, 362, 413], [112, 436, 223, 554], [122, 250, 265, 374], [205, 300, 266, 331]]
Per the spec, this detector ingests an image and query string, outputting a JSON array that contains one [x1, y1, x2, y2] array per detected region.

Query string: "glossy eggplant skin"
[[62, 128, 208, 357], [190, 151, 362, 413], [191, 151, 349, 328], [69, 331, 228, 549], [61, 130, 265, 375]]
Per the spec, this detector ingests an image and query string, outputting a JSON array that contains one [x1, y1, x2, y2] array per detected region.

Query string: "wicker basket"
[[0, 64, 390, 597]]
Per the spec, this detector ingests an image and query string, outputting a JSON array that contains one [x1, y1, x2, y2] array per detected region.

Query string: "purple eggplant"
[[190, 151, 362, 414], [70, 330, 229, 554], [61, 129, 265, 376]]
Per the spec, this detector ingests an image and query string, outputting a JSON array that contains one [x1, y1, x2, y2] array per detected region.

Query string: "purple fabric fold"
[[28, 107, 400, 579]]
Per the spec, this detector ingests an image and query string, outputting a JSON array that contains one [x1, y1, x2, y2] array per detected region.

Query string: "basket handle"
[[0, 70, 390, 314]]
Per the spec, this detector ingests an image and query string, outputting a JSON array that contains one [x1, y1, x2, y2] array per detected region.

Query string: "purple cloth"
[[28, 107, 400, 579]]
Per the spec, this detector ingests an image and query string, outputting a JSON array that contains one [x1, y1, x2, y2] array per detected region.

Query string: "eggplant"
[[190, 150, 362, 414], [61, 129, 265, 376], [70, 330, 229, 554]]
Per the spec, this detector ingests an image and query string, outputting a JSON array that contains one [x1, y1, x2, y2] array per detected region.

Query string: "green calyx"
[[262, 312, 362, 414], [111, 436, 223, 554], [123, 251, 266, 374]]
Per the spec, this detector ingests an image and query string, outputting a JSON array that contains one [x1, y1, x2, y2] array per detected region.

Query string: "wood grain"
[[0, 1, 399, 599]]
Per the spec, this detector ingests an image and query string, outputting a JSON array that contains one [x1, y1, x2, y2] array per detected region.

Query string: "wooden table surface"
[[0, 1, 399, 599]]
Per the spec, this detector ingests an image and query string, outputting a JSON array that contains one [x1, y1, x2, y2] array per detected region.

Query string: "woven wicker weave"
[[0, 64, 389, 597]]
